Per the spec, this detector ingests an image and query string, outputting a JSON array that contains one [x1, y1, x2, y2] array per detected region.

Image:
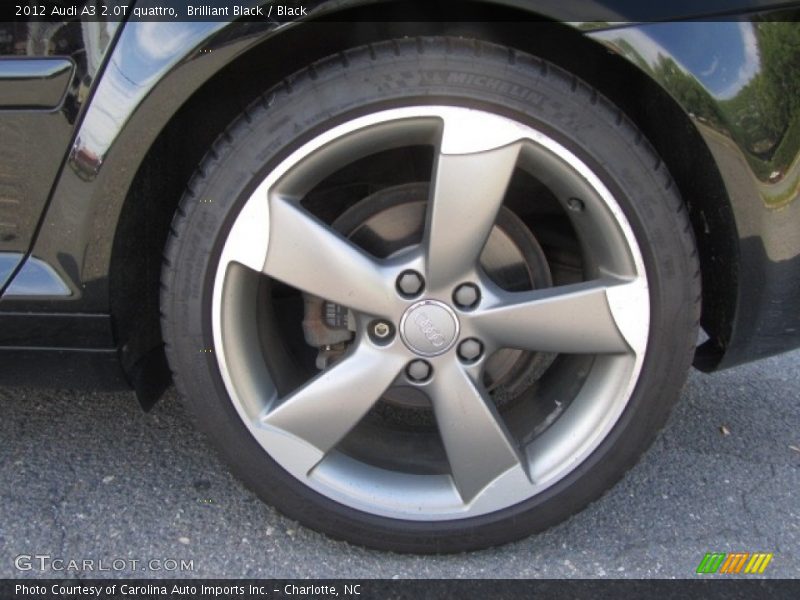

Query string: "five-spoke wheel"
[[212, 106, 648, 515], [161, 38, 699, 551]]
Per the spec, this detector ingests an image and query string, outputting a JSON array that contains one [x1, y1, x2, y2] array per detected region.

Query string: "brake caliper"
[[301, 294, 356, 369]]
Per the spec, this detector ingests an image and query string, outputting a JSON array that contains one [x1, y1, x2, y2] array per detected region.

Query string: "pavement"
[[1, 350, 798, 579]]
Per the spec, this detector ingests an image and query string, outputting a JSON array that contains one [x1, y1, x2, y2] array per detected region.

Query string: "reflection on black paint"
[[596, 14, 800, 187]]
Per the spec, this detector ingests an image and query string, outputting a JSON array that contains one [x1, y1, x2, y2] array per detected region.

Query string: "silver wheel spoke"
[[424, 120, 521, 289], [262, 196, 393, 314], [218, 181, 272, 273], [430, 361, 527, 503], [473, 278, 646, 355], [262, 345, 405, 459]]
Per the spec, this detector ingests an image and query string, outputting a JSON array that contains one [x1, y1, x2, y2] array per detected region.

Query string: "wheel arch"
[[94, 11, 735, 404]]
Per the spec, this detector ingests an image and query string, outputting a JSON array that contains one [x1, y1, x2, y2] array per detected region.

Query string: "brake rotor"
[[330, 182, 553, 411]]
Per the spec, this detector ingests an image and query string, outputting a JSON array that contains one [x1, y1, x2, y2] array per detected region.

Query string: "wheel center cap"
[[399, 300, 460, 357]]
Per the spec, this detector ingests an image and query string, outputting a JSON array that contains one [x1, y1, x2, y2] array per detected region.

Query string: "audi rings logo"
[[400, 299, 459, 356], [414, 312, 447, 347]]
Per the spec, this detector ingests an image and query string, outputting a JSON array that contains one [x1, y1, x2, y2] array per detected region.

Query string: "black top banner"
[[2, 0, 799, 23]]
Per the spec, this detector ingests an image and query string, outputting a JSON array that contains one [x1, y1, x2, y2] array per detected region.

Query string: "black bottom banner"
[[2, 579, 799, 600]]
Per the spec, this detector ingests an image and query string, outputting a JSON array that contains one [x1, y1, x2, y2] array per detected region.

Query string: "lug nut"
[[457, 338, 483, 362], [453, 283, 481, 309], [373, 322, 391, 338], [368, 320, 394, 344], [406, 359, 432, 382], [397, 270, 425, 297]]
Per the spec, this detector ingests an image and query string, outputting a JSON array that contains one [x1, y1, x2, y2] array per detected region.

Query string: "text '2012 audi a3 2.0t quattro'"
[[1, 1, 799, 551]]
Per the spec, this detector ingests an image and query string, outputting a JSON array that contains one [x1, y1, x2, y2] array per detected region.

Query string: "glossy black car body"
[[1, 1, 799, 407]]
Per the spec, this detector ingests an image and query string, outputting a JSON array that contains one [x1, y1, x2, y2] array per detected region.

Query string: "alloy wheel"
[[211, 106, 649, 519]]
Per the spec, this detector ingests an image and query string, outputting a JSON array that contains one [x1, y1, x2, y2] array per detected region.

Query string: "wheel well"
[[111, 9, 735, 406]]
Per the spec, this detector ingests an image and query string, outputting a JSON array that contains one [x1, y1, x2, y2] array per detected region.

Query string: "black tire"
[[161, 37, 700, 553]]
